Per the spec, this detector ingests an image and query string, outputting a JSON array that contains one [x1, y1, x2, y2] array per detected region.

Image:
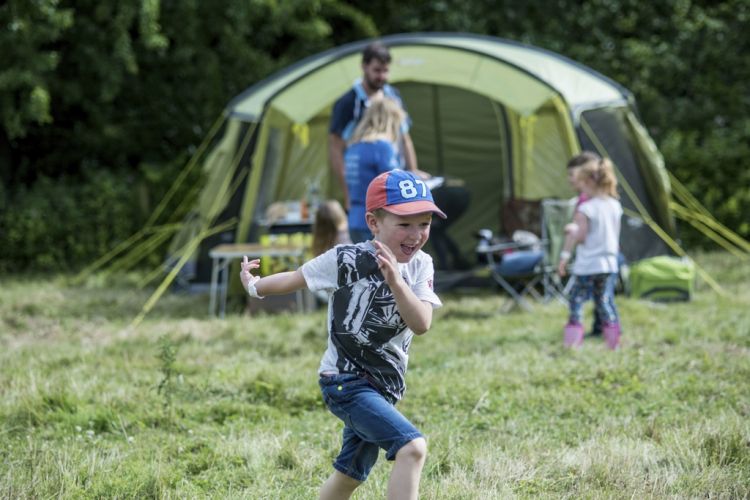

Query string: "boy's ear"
[[365, 212, 379, 234]]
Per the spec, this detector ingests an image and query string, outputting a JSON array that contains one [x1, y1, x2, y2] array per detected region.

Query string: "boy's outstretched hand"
[[240, 256, 260, 291], [373, 241, 402, 287]]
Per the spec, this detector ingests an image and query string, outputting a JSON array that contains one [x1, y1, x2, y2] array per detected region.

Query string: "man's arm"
[[402, 132, 418, 173], [328, 133, 349, 210], [402, 132, 433, 180]]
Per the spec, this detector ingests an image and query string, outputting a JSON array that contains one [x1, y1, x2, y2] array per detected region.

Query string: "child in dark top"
[[240, 170, 446, 499]]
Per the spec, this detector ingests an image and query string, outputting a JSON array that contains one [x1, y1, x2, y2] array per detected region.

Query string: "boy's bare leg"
[[387, 438, 427, 500], [319, 470, 361, 500]]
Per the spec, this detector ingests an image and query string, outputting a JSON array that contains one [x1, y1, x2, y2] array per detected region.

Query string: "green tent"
[[174, 33, 676, 283]]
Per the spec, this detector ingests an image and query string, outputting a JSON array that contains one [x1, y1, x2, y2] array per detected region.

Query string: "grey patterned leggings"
[[567, 273, 620, 326]]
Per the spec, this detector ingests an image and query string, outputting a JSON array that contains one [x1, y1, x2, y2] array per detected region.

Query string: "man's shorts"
[[319, 373, 423, 481]]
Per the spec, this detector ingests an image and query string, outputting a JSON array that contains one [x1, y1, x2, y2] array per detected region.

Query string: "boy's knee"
[[396, 437, 427, 463], [337, 472, 362, 490], [320, 470, 362, 499]]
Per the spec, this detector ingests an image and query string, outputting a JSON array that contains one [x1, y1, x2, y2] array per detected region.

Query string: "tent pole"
[[670, 203, 749, 258], [668, 172, 750, 253], [432, 85, 444, 174], [490, 101, 513, 200], [128, 218, 238, 330], [145, 112, 228, 229]]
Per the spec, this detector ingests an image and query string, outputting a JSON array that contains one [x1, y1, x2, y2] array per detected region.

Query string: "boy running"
[[240, 170, 446, 499]]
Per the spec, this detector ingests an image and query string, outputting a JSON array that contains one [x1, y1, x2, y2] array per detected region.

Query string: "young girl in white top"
[[558, 157, 623, 349]]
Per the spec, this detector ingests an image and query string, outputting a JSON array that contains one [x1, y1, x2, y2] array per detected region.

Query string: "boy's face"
[[366, 211, 432, 263]]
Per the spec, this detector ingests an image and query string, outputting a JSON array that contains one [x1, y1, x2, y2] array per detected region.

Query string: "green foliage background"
[[1, 0, 748, 270]]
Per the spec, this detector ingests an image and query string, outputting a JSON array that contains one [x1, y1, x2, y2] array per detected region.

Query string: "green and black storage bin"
[[629, 256, 695, 301]]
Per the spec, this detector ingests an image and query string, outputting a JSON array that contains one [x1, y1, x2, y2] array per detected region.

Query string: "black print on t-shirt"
[[330, 245, 408, 401]]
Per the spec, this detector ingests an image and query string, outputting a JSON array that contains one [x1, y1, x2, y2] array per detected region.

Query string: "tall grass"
[[1, 252, 748, 498]]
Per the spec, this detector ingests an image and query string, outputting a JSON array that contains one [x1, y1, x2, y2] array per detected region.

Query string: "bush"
[[0, 156, 197, 272], [0, 170, 138, 271], [661, 122, 750, 249]]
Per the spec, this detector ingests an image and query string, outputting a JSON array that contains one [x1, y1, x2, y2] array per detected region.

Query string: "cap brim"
[[382, 200, 447, 219]]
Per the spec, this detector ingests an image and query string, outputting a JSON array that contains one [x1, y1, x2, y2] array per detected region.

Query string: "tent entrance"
[[399, 82, 510, 263], [398, 82, 581, 267]]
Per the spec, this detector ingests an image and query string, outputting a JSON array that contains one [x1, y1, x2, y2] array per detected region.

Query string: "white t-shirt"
[[572, 196, 622, 276], [301, 241, 441, 402]]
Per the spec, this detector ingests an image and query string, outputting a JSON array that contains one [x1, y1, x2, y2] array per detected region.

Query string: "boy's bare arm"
[[255, 269, 306, 296], [389, 280, 433, 335], [372, 241, 433, 334], [240, 257, 306, 297]]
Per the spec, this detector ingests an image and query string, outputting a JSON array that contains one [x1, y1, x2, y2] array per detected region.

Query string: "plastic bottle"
[[307, 180, 320, 220]]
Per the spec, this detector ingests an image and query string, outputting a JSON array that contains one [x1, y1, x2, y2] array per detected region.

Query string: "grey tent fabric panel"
[[578, 108, 670, 262], [623, 110, 675, 236]]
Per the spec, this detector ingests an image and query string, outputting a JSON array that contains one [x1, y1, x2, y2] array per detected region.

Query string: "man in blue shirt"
[[329, 42, 419, 210]]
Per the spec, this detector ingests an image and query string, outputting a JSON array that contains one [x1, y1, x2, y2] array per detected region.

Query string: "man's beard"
[[365, 77, 384, 91]]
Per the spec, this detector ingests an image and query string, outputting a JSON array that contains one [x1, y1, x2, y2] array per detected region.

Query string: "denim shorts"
[[319, 373, 423, 482]]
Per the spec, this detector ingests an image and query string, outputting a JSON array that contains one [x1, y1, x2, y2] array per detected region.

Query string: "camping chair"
[[540, 198, 577, 304], [476, 229, 545, 312]]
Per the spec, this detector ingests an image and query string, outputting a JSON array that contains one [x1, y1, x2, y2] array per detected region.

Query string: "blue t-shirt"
[[329, 81, 410, 142], [345, 140, 400, 231]]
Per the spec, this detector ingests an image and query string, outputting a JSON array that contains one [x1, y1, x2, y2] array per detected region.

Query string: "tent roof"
[[229, 33, 632, 123]]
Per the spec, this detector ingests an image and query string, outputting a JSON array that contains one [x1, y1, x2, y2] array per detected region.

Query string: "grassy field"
[[1, 252, 749, 499]]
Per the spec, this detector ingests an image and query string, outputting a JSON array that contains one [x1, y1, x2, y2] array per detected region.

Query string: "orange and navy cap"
[[365, 170, 447, 219]]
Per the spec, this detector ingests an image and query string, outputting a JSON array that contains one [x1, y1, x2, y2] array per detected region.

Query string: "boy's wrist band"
[[560, 251, 571, 260], [246, 281, 264, 299]]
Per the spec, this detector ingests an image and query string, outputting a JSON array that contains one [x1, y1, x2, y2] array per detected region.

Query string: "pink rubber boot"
[[603, 323, 621, 350], [564, 322, 584, 348]]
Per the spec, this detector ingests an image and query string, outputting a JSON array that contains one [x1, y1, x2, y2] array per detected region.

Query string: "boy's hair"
[[349, 97, 404, 145], [362, 42, 391, 65], [311, 200, 347, 256], [370, 208, 388, 219], [578, 157, 619, 198], [567, 150, 601, 169]]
